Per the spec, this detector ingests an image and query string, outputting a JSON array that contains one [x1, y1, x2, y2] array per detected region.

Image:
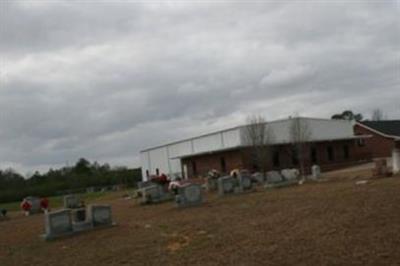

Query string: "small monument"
[[139, 184, 172, 204], [266, 171, 283, 183], [311, 165, 321, 180], [175, 184, 203, 208], [393, 140, 400, 174], [218, 176, 236, 196], [87, 204, 113, 227], [238, 174, 252, 191], [63, 194, 80, 209], [44, 209, 73, 240]]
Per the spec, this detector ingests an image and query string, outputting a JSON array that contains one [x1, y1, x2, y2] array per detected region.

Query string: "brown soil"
[[1, 176, 400, 266]]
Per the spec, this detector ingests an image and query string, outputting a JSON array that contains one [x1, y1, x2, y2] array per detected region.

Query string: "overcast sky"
[[0, 0, 399, 174]]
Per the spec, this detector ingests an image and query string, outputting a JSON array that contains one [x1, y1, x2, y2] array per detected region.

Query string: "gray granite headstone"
[[176, 184, 202, 208], [252, 172, 265, 184], [238, 175, 252, 191], [218, 176, 236, 196], [281, 169, 299, 181], [63, 194, 80, 209], [44, 209, 73, 240], [266, 171, 283, 183], [87, 204, 113, 227], [25, 196, 41, 214]]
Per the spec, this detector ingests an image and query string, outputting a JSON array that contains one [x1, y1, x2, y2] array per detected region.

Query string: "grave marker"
[[175, 184, 202, 207], [63, 194, 80, 209], [218, 176, 236, 196], [44, 209, 73, 240], [266, 171, 283, 183], [87, 204, 113, 227]]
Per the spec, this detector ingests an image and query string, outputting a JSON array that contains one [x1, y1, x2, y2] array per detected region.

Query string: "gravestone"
[[252, 172, 265, 184], [44, 209, 73, 240], [87, 204, 113, 227], [25, 196, 41, 214], [266, 171, 283, 183], [238, 174, 252, 191], [218, 176, 236, 196], [281, 169, 299, 181], [175, 184, 202, 208], [63, 194, 80, 209], [311, 165, 321, 180], [139, 184, 171, 204], [206, 177, 218, 191]]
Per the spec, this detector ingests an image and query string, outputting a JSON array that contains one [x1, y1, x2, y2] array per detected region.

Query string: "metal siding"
[[222, 128, 241, 148], [193, 133, 223, 153], [140, 151, 150, 181], [149, 147, 169, 176]]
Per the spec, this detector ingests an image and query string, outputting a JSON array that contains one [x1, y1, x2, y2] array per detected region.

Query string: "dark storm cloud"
[[0, 0, 399, 173]]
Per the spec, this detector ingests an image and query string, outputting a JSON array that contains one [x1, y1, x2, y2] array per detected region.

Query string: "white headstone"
[[25, 196, 41, 214], [266, 171, 283, 183], [63, 195, 80, 209], [87, 205, 113, 227], [44, 209, 73, 240], [281, 169, 299, 181], [393, 148, 400, 174], [218, 176, 235, 196], [176, 184, 203, 207], [311, 165, 321, 180]]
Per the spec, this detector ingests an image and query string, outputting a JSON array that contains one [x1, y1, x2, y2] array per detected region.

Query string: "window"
[[156, 168, 159, 176], [273, 150, 280, 167], [311, 147, 317, 164], [192, 161, 197, 176], [357, 138, 365, 147], [343, 145, 349, 159], [220, 157, 226, 173], [327, 146, 334, 161]]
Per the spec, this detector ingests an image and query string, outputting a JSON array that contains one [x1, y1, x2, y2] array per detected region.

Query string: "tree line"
[[0, 158, 142, 203]]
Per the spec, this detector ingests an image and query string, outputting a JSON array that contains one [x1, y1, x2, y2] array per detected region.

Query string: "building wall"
[[181, 139, 371, 178], [140, 127, 241, 180], [354, 124, 395, 158]]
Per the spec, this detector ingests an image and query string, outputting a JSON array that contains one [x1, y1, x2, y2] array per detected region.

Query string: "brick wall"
[[182, 139, 371, 178], [354, 124, 395, 158]]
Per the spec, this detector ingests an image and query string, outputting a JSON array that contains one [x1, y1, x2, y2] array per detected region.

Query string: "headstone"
[[206, 177, 218, 191], [87, 204, 113, 227], [252, 172, 265, 184], [281, 169, 299, 181], [392, 146, 400, 174], [25, 196, 41, 214], [175, 184, 202, 207], [44, 209, 73, 240], [63, 194, 80, 209], [238, 174, 252, 191], [266, 171, 283, 183], [218, 176, 236, 196], [311, 165, 321, 180]]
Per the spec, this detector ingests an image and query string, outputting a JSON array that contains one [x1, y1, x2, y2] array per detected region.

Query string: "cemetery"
[[0, 164, 400, 265]]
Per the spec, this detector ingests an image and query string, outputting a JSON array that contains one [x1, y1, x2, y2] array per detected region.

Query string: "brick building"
[[354, 120, 400, 158], [140, 117, 371, 180]]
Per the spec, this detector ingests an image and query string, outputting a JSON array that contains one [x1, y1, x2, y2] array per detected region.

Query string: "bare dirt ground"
[[1, 172, 400, 265]]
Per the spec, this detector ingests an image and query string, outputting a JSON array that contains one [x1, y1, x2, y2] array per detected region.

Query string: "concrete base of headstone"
[[175, 184, 203, 208]]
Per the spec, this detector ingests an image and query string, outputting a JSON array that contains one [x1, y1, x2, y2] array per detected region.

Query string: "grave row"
[[43, 204, 114, 240]]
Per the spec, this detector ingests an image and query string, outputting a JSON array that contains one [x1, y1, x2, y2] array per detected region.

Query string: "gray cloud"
[[0, 0, 399, 174]]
